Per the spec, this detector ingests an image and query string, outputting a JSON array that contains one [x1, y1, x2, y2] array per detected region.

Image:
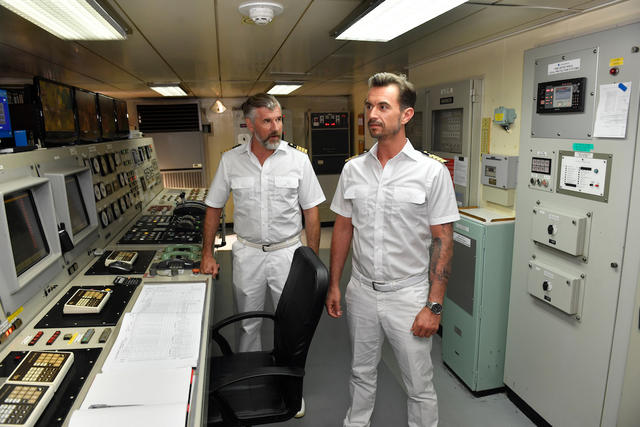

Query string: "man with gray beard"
[[201, 94, 325, 379]]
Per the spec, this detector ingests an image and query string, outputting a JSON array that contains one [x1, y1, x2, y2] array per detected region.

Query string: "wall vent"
[[137, 104, 199, 133], [161, 169, 205, 189]]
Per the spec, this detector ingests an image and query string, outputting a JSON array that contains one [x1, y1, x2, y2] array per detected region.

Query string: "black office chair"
[[207, 246, 329, 426]]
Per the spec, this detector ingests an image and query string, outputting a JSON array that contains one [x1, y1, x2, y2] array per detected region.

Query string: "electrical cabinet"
[[441, 207, 514, 392]]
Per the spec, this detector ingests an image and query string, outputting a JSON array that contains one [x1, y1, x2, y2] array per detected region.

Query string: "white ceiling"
[[0, 0, 625, 99]]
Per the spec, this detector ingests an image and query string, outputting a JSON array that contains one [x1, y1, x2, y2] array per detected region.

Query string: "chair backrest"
[[273, 246, 329, 368]]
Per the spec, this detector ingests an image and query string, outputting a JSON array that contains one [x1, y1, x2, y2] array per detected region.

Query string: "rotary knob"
[[542, 281, 552, 291]]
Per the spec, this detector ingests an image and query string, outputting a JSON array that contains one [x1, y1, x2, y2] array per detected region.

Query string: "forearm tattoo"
[[429, 225, 452, 283]]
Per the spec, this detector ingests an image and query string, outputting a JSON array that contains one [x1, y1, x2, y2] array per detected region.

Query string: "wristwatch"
[[426, 301, 443, 315]]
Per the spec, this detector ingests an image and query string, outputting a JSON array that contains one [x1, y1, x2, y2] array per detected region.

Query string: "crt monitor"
[[35, 78, 77, 145], [115, 99, 129, 136], [99, 94, 117, 140], [0, 176, 62, 314], [4, 190, 50, 276], [75, 88, 100, 143], [65, 174, 90, 236], [0, 89, 12, 139]]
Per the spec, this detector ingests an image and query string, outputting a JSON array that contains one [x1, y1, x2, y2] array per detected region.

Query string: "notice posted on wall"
[[593, 82, 631, 138], [453, 156, 468, 187]]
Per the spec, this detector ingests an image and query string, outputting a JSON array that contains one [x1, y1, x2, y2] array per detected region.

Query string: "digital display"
[[115, 99, 129, 134], [537, 77, 586, 114], [98, 94, 117, 139], [75, 89, 100, 142], [531, 157, 552, 175], [553, 86, 573, 108], [432, 108, 463, 154], [4, 190, 50, 276], [38, 80, 75, 133], [0, 89, 12, 138], [65, 175, 90, 235]]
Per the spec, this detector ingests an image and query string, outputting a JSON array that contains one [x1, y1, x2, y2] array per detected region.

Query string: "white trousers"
[[231, 239, 300, 352], [344, 277, 438, 427]]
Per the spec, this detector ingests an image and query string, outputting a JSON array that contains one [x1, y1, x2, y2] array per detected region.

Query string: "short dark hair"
[[368, 72, 416, 110], [242, 93, 281, 121]]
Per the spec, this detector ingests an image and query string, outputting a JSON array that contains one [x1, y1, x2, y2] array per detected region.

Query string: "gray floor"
[[213, 230, 535, 426]]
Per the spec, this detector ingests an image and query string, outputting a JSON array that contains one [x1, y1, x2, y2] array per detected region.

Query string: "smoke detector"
[[238, 1, 283, 25]]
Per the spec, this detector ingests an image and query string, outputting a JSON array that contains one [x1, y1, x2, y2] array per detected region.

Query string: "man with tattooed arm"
[[325, 72, 459, 427]]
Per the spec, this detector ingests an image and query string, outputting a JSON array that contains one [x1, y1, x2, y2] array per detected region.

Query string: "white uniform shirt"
[[331, 139, 459, 282], [205, 141, 325, 244]]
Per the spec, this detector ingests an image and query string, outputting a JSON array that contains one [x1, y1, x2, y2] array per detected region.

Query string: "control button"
[[46, 331, 61, 345], [530, 177, 535, 185], [541, 179, 548, 187], [81, 329, 95, 344], [609, 67, 619, 76], [542, 281, 551, 291], [28, 331, 44, 346], [536, 179, 541, 186], [547, 224, 557, 235], [98, 328, 112, 343]]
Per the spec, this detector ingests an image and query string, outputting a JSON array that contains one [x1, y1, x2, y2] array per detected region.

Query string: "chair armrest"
[[210, 311, 276, 355], [212, 366, 305, 392]]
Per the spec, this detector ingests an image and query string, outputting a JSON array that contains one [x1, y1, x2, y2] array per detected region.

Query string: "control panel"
[[527, 260, 583, 315], [530, 206, 589, 257], [528, 152, 555, 192]]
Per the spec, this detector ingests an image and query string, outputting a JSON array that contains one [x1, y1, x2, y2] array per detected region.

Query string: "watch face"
[[428, 302, 443, 315]]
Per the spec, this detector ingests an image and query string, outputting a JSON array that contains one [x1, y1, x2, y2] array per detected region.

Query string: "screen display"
[[553, 86, 573, 108], [75, 89, 100, 142], [65, 175, 90, 235], [115, 99, 129, 133], [0, 89, 12, 138], [98, 95, 117, 139], [38, 80, 75, 133], [4, 190, 50, 276], [432, 108, 463, 154], [531, 157, 552, 175]]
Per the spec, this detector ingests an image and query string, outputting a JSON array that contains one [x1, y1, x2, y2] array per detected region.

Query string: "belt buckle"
[[262, 244, 270, 252], [372, 281, 383, 291]]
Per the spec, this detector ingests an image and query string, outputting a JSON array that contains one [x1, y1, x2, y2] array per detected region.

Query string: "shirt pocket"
[[344, 185, 371, 227], [231, 176, 255, 204], [273, 175, 299, 209], [392, 186, 427, 228]]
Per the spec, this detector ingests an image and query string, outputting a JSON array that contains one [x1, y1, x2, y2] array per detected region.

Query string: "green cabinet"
[[441, 208, 514, 392]]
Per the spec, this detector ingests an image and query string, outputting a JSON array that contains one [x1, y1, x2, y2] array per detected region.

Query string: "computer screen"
[[4, 190, 50, 276], [98, 94, 117, 140], [115, 99, 129, 135], [0, 89, 12, 139], [75, 88, 100, 143], [65, 175, 90, 235], [36, 78, 76, 144]]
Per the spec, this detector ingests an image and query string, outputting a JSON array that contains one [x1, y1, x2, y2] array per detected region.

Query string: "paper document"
[[593, 82, 632, 138], [80, 367, 192, 410], [453, 156, 468, 187], [102, 311, 202, 371], [68, 404, 187, 427], [132, 282, 206, 314]]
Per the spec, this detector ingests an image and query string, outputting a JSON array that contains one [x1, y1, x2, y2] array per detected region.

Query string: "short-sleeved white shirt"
[[331, 139, 459, 282], [205, 141, 325, 244]]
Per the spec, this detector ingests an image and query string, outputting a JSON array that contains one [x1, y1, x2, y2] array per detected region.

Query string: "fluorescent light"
[[0, 0, 127, 40], [267, 82, 302, 95], [334, 0, 467, 42], [149, 84, 188, 97]]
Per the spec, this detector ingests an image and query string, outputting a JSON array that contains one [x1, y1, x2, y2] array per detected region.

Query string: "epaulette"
[[421, 150, 448, 164], [344, 151, 368, 163], [224, 144, 242, 153], [288, 142, 308, 154]]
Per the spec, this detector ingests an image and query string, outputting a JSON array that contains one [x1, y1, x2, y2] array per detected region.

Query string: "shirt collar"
[[368, 138, 420, 162], [242, 139, 285, 155]]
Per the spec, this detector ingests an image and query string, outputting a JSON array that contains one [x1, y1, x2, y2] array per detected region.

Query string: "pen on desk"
[[88, 404, 143, 409]]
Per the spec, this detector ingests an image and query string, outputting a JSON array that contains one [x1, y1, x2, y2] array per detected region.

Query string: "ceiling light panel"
[[0, 0, 127, 40], [267, 83, 302, 95], [149, 85, 188, 96], [336, 0, 468, 42]]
